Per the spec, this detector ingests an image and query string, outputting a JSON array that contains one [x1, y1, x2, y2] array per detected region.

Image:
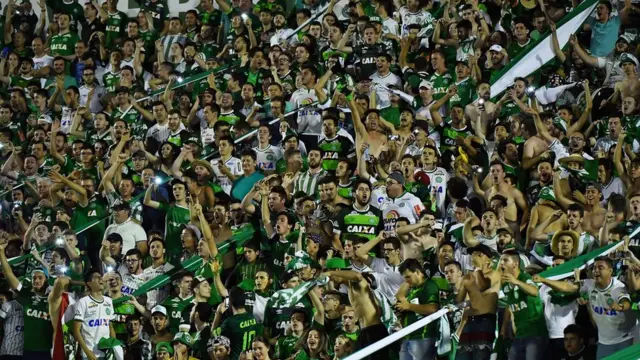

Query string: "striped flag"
[[490, 0, 599, 97]]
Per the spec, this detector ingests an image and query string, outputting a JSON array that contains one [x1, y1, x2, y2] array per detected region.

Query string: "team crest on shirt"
[[400, 203, 405, 207], [436, 176, 443, 183], [106, 308, 111, 315]]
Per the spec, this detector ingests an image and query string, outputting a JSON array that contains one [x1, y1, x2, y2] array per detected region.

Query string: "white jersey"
[[0, 300, 23, 356], [382, 17, 399, 37], [211, 156, 243, 194], [142, 263, 175, 310], [580, 278, 637, 345], [32, 54, 54, 71], [474, 233, 498, 251], [370, 258, 403, 303], [539, 284, 578, 339], [601, 177, 625, 205], [423, 167, 448, 215], [370, 72, 403, 109], [118, 267, 145, 296], [290, 87, 324, 133], [398, 7, 434, 36], [73, 295, 115, 358], [380, 191, 425, 233], [253, 145, 283, 172], [79, 85, 106, 114]]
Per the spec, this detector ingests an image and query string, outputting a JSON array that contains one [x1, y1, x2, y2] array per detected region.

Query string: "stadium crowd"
[[0, 0, 639, 359]]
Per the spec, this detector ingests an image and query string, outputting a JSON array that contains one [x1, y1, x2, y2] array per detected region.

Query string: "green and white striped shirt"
[[293, 168, 328, 198]]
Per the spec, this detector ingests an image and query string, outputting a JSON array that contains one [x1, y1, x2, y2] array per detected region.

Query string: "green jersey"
[[9, 75, 35, 89], [263, 297, 311, 338], [158, 203, 191, 258], [52, 0, 84, 29], [437, 123, 473, 153], [333, 205, 384, 242], [429, 71, 453, 101], [112, 300, 136, 341], [103, 71, 121, 93], [73, 195, 108, 244], [501, 272, 547, 338], [402, 279, 440, 339], [265, 236, 294, 274], [50, 32, 80, 57], [220, 312, 261, 360], [16, 284, 53, 351], [275, 334, 300, 360], [318, 135, 352, 171], [139, 29, 160, 56], [162, 295, 194, 333], [87, 129, 114, 146], [105, 11, 129, 49], [450, 77, 476, 108]]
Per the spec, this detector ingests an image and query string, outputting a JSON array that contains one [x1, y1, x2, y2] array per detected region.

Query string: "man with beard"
[[396, 211, 438, 261], [0, 242, 54, 359], [333, 179, 383, 249], [149, 306, 174, 348], [142, 239, 176, 310], [72, 269, 116, 360], [496, 227, 530, 267], [566, 131, 592, 160], [496, 140, 523, 187]]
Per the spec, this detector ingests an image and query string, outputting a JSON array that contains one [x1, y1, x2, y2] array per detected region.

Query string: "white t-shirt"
[[539, 284, 579, 339], [33, 54, 54, 71], [104, 219, 147, 253], [290, 87, 324, 134], [73, 295, 115, 358], [370, 72, 403, 109], [370, 258, 403, 303], [211, 156, 243, 194], [580, 278, 637, 345], [253, 145, 284, 172], [423, 166, 448, 215], [380, 192, 425, 233]]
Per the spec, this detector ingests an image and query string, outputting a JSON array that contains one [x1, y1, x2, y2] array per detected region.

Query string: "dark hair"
[[439, 241, 455, 252], [125, 248, 143, 260], [564, 324, 586, 339], [567, 203, 585, 217], [300, 62, 318, 79], [444, 260, 462, 271], [593, 256, 613, 269], [318, 175, 337, 186], [398, 258, 424, 275], [352, 178, 372, 193], [490, 194, 508, 207], [229, 286, 246, 309], [447, 177, 468, 199], [83, 268, 102, 284], [240, 149, 257, 161], [608, 193, 626, 214], [382, 237, 401, 250]]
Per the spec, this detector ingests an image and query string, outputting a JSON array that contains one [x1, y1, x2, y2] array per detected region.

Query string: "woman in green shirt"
[[294, 329, 331, 360]]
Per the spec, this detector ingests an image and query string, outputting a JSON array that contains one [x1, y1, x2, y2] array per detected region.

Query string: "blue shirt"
[[231, 171, 265, 201], [587, 15, 620, 57]]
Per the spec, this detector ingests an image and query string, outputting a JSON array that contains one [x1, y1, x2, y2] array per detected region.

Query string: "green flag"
[[538, 240, 624, 281]]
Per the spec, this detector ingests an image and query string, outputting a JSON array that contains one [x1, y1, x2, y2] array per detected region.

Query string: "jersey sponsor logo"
[[508, 301, 528, 313], [239, 318, 257, 328], [346, 225, 376, 234], [15, 325, 24, 332], [592, 305, 619, 316], [172, 310, 183, 318], [88, 319, 110, 327], [26, 309, 50, 320]]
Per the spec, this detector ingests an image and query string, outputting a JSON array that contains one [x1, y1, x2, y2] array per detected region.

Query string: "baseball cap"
[[106, 232, 124, 243], [419, 80, 433, 90], [620, 52, 639, 67], [207, 336, 231, 353], [156, 342, 174, 356], [173, 332, 194, 348], [151, 305, 168, 317], [185, 224, 202, 240], [387, 171, 405, 185], [497, 226, 513, 236], [489, 44, 504, 52]]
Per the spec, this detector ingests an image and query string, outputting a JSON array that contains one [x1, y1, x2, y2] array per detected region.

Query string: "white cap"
[[151, 305, 168, 316], [489, 44, 504, 52], [419, 80, 433, 90]]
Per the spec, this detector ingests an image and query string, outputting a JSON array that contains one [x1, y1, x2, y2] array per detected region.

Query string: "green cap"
[[156, 342, 174, 355], [172, 332, 194, 348], [538, 186, 556, 202], [552, 116, 568, 133], [286, 251, 314, 272]]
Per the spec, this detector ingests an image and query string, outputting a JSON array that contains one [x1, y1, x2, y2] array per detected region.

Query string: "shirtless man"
[[324, 270, 388, 359], [526, 190, 567, 250], [396, 211, 439, 260], [463, 209, 499, 252], [522, 116, 551, 171], [554, 172, 606, 236], [354, 106, 397, 159], [456, 244, 501, 360], [475, 161, 529, 231], [608, 53, 640, 106]]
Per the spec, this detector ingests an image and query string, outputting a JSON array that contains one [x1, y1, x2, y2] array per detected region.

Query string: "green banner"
[[603, 343, 640, 360], [538, 240, 623, 281]]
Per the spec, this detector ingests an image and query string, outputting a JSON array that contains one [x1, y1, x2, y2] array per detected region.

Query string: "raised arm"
[[143, 183, 162, 209], [0, 242, 20, 290], [567, 80, 591, 135], [354, 231, 386, 265], [49, 120, 67, 165], [462, 216, 480, 248], [429, 86, 457, 127]]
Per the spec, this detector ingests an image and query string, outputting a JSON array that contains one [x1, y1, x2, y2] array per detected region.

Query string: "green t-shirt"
[[501, 272, 548, 338], [450, 77, 476, 108], [333, 205, 384, 242], [318, 135, 352, 171], [158, 203, 191, 257], [52, 0, 84, 29], [275, 334, 300, 360], [16, 284, 53, 351], [105, 11, 129, 49], [50, 32, 80, 57], [219, 312, 262, 360], [162, 295, 194, 333], [263, 296, 311, 339], [103, 71, 121, 93], [429, 71, 453, 101], [402, 279, 440, 339]]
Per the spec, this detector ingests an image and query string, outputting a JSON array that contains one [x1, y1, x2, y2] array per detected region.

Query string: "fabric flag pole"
[[489, 0, 599, 97], [538, 240, 624, 281]]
